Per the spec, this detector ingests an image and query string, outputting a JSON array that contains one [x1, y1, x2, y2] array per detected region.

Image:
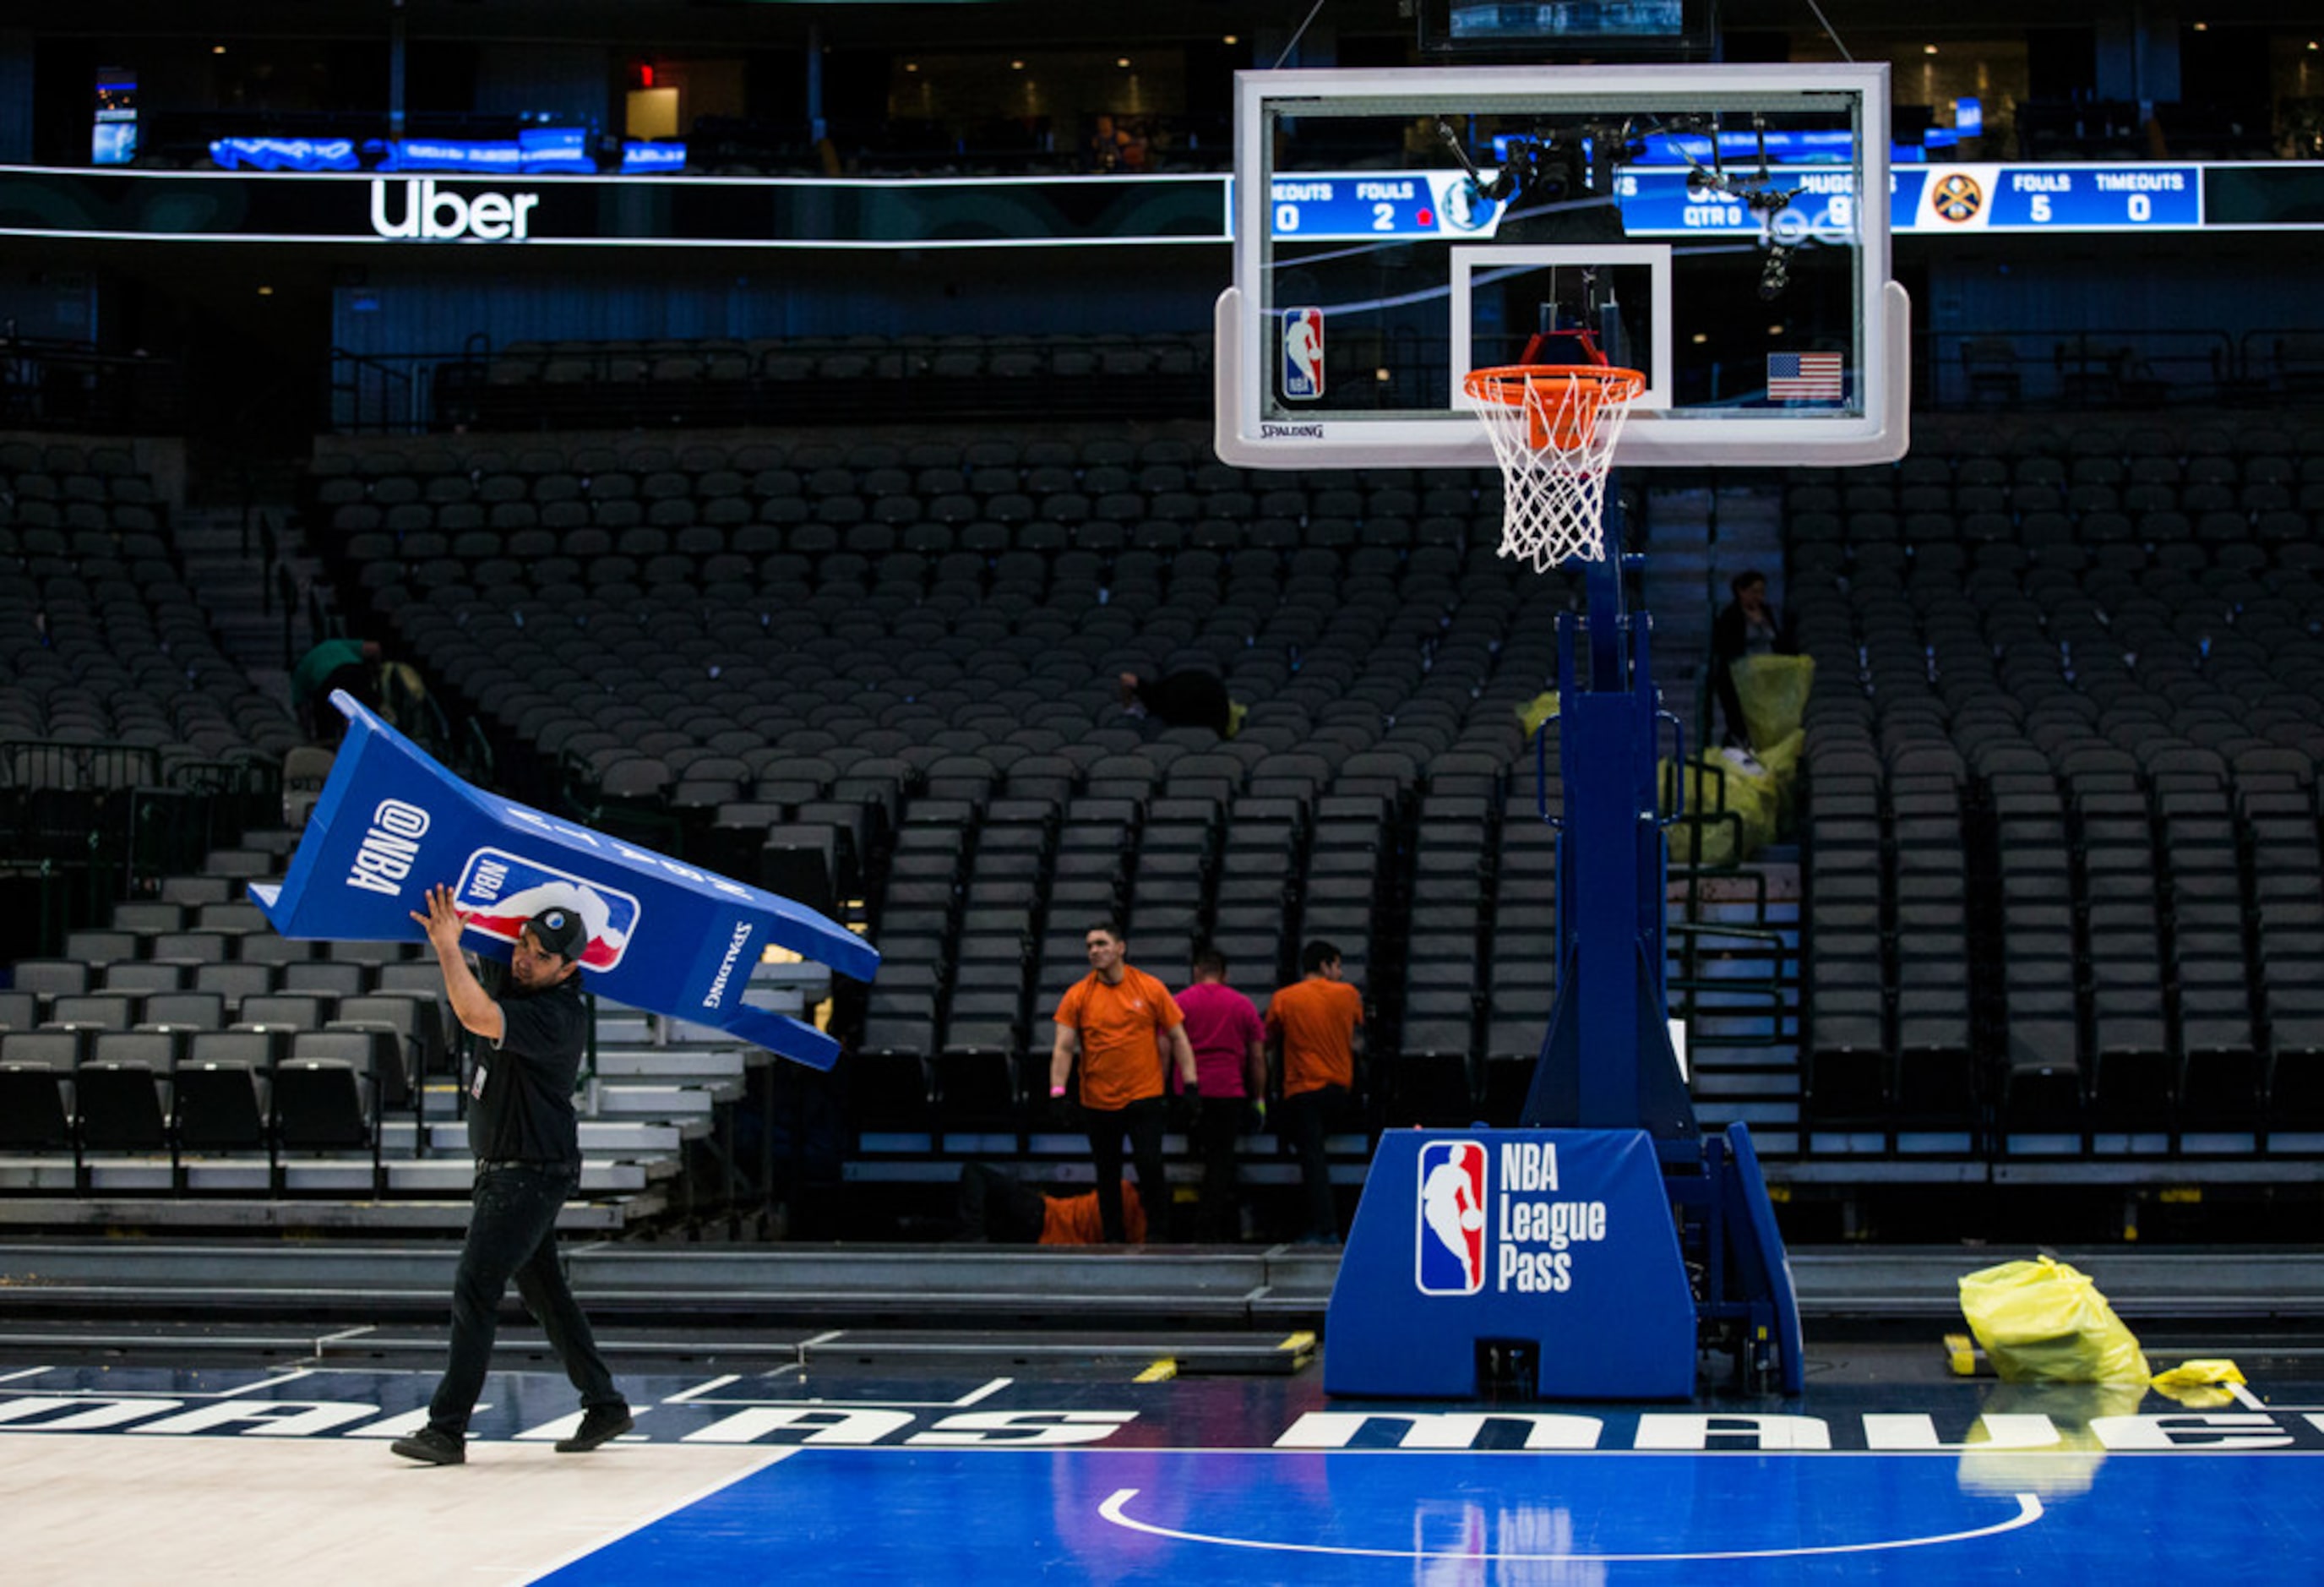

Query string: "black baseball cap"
[[523, 906, 589, 963]]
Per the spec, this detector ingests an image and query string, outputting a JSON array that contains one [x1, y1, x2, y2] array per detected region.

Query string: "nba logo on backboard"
[[453, 848, 640, 972], [1415, 1139, 1488, 1295], [1282, 307, 1325, 401]]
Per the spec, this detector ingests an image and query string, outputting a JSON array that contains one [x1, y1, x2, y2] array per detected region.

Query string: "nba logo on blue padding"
[[1415, 1139, 1487, 1295], [1282, 307, 1325, 401], [453, 848, 641, 973]]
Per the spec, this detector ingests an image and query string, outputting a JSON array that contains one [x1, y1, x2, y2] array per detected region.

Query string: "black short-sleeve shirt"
[[466, 972, 588, 1170]]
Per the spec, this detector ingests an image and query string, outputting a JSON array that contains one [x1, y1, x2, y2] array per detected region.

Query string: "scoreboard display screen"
[[1901, 165, 2202, 231], [1261, 163, 2231, 240]]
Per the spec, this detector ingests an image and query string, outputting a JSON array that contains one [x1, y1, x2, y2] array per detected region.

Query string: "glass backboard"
[[1216, 63, 1908, 470]]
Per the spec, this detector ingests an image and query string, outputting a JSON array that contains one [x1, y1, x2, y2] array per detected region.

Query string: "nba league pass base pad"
[[1215, 63, 1910, 471], [248, 691, 879, 1069], [1324, 1128, 1769, 1400]]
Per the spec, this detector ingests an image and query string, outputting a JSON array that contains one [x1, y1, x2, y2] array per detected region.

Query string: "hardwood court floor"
[[3, 1344, 2321, 1584]]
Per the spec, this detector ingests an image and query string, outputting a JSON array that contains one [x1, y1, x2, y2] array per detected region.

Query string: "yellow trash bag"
[[1663, 768, 1737, 867], [1517, 691, 1560, 740], [1957, 1256, 2151, 1384], [2148, 1358, 2245, 1408], [1752, 727, 1806, 841], [1663, 749, 1777, 866], [1732, 653, 1815, 752], [1752, 726, 1804, 783]]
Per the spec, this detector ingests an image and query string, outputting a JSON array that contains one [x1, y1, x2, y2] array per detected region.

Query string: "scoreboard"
[[1266, 161, 2237, 240], [1261, 171, 1505, 240], [1898, 165, 2202, 231]]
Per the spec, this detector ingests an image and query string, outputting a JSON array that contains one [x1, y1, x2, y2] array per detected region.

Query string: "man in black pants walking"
[[392, 885, 632, 1466]]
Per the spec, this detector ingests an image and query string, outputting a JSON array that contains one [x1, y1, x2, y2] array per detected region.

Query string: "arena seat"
[[0, 1029, 84, 1156], [78, 1029, 179, 1155]]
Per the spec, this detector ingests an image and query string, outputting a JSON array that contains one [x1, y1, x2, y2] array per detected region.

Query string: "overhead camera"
[[1758, 243, 1793, 302]]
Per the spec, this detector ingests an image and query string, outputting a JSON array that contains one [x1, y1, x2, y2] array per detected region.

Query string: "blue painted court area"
[[6, 1357, 2321, 1583], [543, 1443, 2322, 1584]]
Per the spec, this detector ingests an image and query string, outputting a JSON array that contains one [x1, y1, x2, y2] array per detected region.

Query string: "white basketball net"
[[1463, 366, 1647, 572]]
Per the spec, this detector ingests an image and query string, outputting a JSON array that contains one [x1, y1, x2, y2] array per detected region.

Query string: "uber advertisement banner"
[[251, 691, 879, 1070], [0, 166, 1229, 248], [2, 162, 2321, 251]]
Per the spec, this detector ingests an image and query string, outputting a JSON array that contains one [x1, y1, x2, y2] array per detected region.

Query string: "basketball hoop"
[[1463, 364, 1647, 570]]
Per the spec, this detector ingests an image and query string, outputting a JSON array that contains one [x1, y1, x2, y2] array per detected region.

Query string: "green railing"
[[0, 742, 281, 956]]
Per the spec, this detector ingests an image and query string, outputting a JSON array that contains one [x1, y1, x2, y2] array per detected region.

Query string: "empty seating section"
[[30, 403, 2324, 1209], [305, 426, 1586, 1153], [438, 333, 1214, 431], [1797, 413, 2324, 1151], [0, 852, 438, 1194], [0, 832, 781, 1203], [0, 439, 295, 775]]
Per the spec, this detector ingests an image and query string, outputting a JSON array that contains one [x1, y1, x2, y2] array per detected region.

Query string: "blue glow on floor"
[[538, 1445, 2324, 1584]]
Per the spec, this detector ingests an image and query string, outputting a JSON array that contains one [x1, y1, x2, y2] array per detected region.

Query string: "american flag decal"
[[1767, 352, 1844, 401]]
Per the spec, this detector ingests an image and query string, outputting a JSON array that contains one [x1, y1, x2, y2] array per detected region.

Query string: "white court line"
[[510, 1448, 799, 1586], [219, 1370, 319, 1397], [645, 1373, 1012, 1411], [1097, 1486, 2045, 1563], [0, 1367, 318, 1401], [660, 1374, 741, 1404]]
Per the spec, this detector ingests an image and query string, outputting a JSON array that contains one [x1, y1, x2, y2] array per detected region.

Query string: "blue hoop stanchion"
[[1325, 485, 1804, 1399]]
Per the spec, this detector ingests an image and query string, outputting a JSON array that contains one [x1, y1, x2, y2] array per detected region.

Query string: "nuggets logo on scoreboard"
[[1415, 1138, 1488, 1295], [1281, 306, 1325, 401], [1930, 172, 1984, 224]]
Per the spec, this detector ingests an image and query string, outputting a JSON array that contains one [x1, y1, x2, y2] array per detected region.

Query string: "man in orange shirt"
[[952, 1163, 1148, 1246], [1051, 921, 1196, 1242], [1267, 938, 1364, 1244]]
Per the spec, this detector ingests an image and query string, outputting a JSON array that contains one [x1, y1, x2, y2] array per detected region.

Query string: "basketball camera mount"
[[1436, 111, 1803, 302], [1670, 113, 1807, 300], [1434, 117, 1635, 210]]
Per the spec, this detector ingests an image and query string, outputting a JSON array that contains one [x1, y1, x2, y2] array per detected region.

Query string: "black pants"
[[1192, 1095, 1244, 1241], [955, 1163, 1048, 1243], [1279, 1084, 1348, 1241], [427, 1164, 622, 1437], [1084, 1095, 1167, 1242], [1712, 659, 1749, 748]]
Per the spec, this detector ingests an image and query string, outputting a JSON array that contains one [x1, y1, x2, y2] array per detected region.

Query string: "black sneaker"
[[555, 1404, 634, 1453], [390, 1426, 465, 1465]]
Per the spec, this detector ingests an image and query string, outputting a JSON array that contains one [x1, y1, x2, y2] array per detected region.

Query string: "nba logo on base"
[[453, 848, 640, 972], [1281, 306, 1325, 401], [1415, 1139, 1488, 1295]]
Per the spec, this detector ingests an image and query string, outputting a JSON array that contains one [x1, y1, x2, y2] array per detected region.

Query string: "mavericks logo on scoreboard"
[[1415, 1139, 1487, 1294]]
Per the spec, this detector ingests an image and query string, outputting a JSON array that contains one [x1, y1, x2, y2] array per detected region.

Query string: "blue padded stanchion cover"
[[1325, 1127, 1697, 1399], [250, 690, 878, 1069]]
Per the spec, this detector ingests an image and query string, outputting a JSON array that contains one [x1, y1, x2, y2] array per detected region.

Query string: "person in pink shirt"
[[1173, 947, 1267, 1242]]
